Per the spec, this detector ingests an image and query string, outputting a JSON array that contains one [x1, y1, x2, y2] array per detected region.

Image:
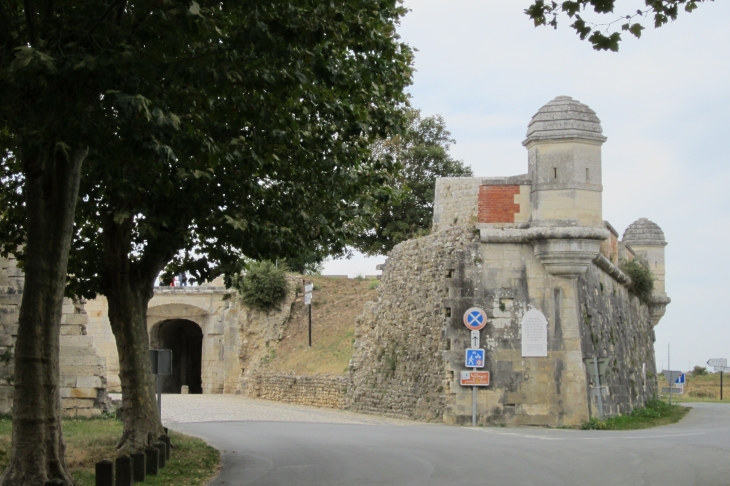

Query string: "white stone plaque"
[[521, 308, 548, 357]]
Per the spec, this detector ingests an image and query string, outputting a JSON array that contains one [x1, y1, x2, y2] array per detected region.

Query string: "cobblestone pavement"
[[109, 393, 415, 426]]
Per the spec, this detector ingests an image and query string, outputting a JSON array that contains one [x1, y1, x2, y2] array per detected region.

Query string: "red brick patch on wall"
[[478, 185, 520, 223]]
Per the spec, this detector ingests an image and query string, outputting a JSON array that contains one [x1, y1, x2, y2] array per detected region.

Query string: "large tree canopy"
[[1, 0, 413, 480], [355, 109, 472, 256], [526, 0, 713, 51]]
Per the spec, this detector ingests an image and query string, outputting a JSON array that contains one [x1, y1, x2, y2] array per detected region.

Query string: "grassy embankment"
[[260, 275, 378, 375], [657, 372, 730, 403], [0, 415, 219, 485], [581, 399, 689, 430]]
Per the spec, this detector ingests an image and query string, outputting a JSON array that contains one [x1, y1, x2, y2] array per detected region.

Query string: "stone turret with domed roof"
[[623, 217, 670, 325], [522, 96, 610, 277]]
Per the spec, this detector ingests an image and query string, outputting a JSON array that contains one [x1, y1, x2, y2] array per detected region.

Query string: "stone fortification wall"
[[0, 256, 111, 417], [346, 228, 478, 421], [346, 226, 658, 426], [247, 372, 347, 409], [577, 265, 658, 415]]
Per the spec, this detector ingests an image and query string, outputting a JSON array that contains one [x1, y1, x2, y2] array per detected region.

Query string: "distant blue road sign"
[[675, 373, 685, 385], [465, 348, 485, 368], [463, 307, 487, 331]]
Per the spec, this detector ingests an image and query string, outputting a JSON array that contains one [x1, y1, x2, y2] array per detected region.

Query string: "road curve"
[[172, 402, 730, 486]]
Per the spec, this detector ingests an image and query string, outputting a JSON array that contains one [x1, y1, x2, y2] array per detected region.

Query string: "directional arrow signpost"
[[463, 307, 488, 427], [708, 359, 727, 400], [662, 370, 684, 404]]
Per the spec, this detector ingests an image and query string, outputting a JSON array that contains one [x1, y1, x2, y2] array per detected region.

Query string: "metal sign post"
[[150, 349, 172, 417], [472, 370, 477, 427], [593, 357, 604, 420], [465, 347, 485, 427], [708, 360, 728, 400], [304, 281, 313, 347], [583, 357, 609, 419], [462, 308, 487, 427]]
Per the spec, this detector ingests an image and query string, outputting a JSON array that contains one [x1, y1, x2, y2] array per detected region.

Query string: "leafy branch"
[[525, 0, 712, 51]]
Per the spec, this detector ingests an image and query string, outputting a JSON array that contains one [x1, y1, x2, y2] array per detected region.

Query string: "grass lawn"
[[0, 415, 219, 485], [261, 276, 377, 375], [581, 399, 689, 430]]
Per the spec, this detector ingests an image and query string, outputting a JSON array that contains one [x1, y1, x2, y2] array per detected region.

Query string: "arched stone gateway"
[[150, 319, 203, 394], [82, 277, 300, 396], [145, 288, 239, 394], [85, 284, 244, 394]]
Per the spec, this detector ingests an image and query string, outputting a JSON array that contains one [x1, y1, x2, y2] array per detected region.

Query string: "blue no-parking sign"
[[465, 348, 485, 368], [463, 307, 487, 331]]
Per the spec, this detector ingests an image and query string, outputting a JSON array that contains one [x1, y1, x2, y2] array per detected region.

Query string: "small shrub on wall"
[[234, 260, 289, 312], [620, 260, 654, 302]]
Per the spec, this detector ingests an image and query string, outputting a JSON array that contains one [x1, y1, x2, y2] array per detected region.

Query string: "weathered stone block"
[[60, 325, 84, 336], [60, 387, 97, 399], [62, 398, 94, 409], [60, 335, 92, 347], [76, 376, 103, 388]]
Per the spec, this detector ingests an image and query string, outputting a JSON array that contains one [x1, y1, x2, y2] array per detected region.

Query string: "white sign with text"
[[521, 308, 548, 357]]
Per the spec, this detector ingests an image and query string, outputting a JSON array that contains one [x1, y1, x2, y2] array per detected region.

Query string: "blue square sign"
[[465, 348, 485, 368]]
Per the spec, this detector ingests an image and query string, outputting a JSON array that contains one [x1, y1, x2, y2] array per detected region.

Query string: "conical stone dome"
[[523, 96, 607, 145], [622, 218, 667, 246]]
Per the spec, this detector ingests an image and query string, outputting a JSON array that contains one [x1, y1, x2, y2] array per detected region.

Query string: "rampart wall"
[[247, 372, 346, 409], [346, 226, 658, 426]]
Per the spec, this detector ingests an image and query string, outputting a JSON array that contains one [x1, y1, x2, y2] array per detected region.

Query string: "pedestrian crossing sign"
[[465, 348, 485, 368]]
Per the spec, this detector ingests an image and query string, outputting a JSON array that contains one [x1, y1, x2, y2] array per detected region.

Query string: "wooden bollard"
[[130, 452, 145, 482], [145, 446, 159, 476], [95, 459, 114, 486], [159, 435, 171, 460], [154, 442, 167, 468], [116, 455, 133, 486]]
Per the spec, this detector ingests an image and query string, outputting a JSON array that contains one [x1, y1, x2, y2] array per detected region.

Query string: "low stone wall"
[[246, 372, 347, 409]]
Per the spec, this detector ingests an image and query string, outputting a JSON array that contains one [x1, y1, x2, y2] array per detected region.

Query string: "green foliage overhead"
[[621, 259, 654, 302], [0, 0, 414, 296], [234, 261, 290, 312], [355, 109, 473, 256], [525, 0, 712, 51], [0, 0, 415, 456]]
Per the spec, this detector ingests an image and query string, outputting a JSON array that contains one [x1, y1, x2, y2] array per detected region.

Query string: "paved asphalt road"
[[173, 402, 730, 486]]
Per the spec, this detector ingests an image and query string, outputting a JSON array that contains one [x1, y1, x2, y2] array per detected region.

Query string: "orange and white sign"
[[460, 371, 490, 386]]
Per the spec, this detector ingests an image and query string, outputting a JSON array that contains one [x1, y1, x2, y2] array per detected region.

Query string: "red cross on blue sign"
[[463, 307, 487, 331]]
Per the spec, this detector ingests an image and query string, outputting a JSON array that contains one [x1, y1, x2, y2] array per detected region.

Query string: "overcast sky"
[[322, 0, 730, 372]]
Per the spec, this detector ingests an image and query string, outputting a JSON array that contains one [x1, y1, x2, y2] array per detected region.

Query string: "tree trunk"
[[0, 147, 87, 486], [101, 218, 166, 454]]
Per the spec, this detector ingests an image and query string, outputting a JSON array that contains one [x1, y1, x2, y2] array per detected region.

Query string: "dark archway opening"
[[157, 319, 203, 394]]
